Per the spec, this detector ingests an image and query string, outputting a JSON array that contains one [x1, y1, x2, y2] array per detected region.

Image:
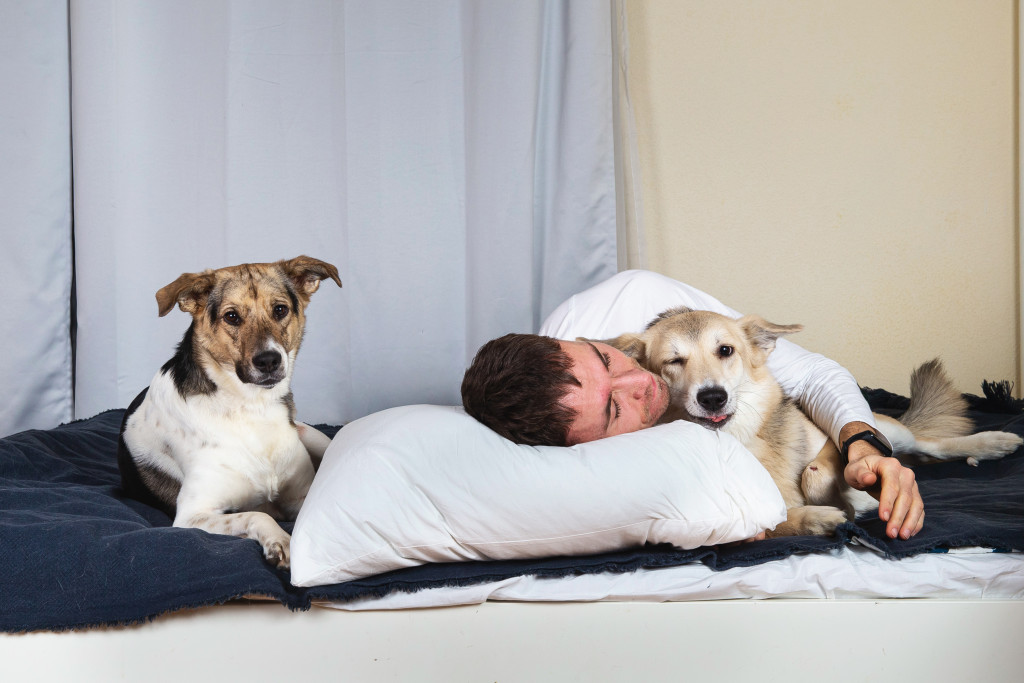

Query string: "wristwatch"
[[840, 429, 893, 462]]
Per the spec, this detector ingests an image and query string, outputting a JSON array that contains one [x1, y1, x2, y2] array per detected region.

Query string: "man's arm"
[[538, 269, 925, 538], [680, 286, 926, 540], [768, 342, 924, 539]]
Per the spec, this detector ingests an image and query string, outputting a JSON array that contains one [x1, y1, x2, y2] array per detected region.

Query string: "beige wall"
[[624, 0, 1019, 396]]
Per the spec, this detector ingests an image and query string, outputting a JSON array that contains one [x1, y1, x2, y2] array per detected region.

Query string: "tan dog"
[[118, 256, 341, 567], [603, 307, 1023, 536]]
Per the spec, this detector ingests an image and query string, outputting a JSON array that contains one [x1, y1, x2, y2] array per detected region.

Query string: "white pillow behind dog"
[[290, 404, 785, 587]]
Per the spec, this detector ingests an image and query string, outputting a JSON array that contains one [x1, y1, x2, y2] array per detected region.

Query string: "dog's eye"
[[223, 311, 242, 326], [667, 357, 686, 365], [719, 345, 734, 358], [273, 304, 289, 321]]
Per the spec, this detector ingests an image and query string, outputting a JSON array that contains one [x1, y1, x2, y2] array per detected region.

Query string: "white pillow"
[[289, 404, 785, 587], [538, 269, 741, 341]]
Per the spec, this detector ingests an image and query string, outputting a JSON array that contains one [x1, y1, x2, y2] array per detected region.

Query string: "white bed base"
[[5, 599, 1023, 682], [5, 548, 1024, 682]]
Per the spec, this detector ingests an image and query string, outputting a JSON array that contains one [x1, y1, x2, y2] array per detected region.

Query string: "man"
[[462, 270, 924, 541]]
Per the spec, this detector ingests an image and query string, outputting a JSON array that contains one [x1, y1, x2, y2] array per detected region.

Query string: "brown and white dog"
[[118, 256, 342, 567], [603, 307, 1023, 536]]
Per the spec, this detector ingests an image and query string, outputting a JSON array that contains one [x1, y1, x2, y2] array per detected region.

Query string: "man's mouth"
[[645, 375, 671, 424]]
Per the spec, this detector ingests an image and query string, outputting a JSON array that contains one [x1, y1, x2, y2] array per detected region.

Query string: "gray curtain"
[[0, 0, 73, 435], [0, 0, 618, 436]]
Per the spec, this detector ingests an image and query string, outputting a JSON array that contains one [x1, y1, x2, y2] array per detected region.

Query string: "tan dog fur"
[[602, 307, 1023, 536]]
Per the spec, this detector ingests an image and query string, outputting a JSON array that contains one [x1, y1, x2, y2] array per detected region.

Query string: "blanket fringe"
[[981, 380, 1023, 411]]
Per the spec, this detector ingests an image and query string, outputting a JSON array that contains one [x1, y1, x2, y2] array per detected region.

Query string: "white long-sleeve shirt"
[[538, 269, 875, 446]]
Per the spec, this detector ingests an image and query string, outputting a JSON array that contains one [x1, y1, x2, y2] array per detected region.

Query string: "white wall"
[[626, 0, 1018, 396]]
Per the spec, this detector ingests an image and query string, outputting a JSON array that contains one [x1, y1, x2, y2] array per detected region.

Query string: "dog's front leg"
[[175, 478, 293, 568], [296, 421, 332, 470], [800, 444, 853, 515]]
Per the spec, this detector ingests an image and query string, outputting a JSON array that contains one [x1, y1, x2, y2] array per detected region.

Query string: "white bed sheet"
[[319, 547, 1024, 611]]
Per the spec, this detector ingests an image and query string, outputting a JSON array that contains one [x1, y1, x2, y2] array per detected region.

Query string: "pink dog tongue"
[[710, 415, 728, 423]]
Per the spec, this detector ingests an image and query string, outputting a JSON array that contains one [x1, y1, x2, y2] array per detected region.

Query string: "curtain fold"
[[0, 0, 73, 436], [65, 0, 617, 427]]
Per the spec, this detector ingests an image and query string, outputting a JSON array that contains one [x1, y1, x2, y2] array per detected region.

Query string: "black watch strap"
[[841, 429, 894, 460]]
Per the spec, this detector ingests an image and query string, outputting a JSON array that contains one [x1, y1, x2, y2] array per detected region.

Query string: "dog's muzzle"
[[690, 386, 732, 429], [238, 350, 286, 387]]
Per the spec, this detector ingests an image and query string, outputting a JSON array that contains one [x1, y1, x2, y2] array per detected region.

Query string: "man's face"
[[559, 340, 670, 445]]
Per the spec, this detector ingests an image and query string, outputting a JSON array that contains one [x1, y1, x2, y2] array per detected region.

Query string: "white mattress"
[[320, 546, 1024, 610]]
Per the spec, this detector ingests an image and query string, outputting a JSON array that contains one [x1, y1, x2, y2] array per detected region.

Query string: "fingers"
[[845, 455, 924, 539], [887, 469, 924, 540], [874, 458, 900, 522]]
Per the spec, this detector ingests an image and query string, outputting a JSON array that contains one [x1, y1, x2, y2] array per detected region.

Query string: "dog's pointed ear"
[[648, 306, 693, 329], [739, 315, 803, 358], [279, 256, 342, 302], [156, 271, 217, 317], [585, 333, 648, 364]]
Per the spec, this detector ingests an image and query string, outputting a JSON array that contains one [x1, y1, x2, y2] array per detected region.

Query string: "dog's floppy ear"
[[586, 333, 648, 365], [156, 271, 217, 317], [739, 315, 803, 359], [279, 255, 342, 302]]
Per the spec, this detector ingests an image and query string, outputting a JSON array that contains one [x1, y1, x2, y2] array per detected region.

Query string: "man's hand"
[[840, 422, 924, 540]]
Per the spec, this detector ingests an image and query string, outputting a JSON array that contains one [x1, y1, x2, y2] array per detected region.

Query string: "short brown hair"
[[461, 333, 580, 446]]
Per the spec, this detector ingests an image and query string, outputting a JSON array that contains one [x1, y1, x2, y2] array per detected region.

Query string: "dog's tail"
[[897, 359, 973, 438]]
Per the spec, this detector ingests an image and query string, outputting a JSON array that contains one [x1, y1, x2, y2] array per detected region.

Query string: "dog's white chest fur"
[[117, 255, 341, 568], [124, 370, 311, 509]]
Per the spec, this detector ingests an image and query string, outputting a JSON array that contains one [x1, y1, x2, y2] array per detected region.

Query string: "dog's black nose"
[[252, 350, 282, 374], [697, 387, 728, 412]]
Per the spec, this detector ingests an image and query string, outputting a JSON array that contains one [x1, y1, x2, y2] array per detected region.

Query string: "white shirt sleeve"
[[538, 269, 875, 445]]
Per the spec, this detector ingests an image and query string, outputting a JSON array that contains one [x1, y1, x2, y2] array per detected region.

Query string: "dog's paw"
[[264, 536, 291, 569], [793, 505, 847, 536], [257, 523, 292, 568], [766, 505, 847, 538], [971, 431, 1024, 459]]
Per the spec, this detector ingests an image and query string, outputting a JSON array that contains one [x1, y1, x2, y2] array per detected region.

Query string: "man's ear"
[[279, 255, 342, 303], [739, 315, 803, 359], [155, 271, 217, 317], [586, 333, 648, 365]]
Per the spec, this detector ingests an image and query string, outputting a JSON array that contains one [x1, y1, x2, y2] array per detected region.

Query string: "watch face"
[[868, 432, 892, 454], [869, 430, 894, 456]]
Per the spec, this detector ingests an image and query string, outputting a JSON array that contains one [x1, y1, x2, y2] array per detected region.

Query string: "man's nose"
[[612, 368, 649, 397]]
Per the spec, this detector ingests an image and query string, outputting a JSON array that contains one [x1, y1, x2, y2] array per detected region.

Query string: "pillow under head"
[[290, 404, 784, 586]]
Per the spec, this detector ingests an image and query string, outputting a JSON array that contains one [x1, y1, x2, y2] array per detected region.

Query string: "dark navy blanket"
[[2, 389, 1022, 632]]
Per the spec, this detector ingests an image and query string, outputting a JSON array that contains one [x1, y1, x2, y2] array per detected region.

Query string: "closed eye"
[[667, 357, 686, 365], [612, 399, 621, 420]]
